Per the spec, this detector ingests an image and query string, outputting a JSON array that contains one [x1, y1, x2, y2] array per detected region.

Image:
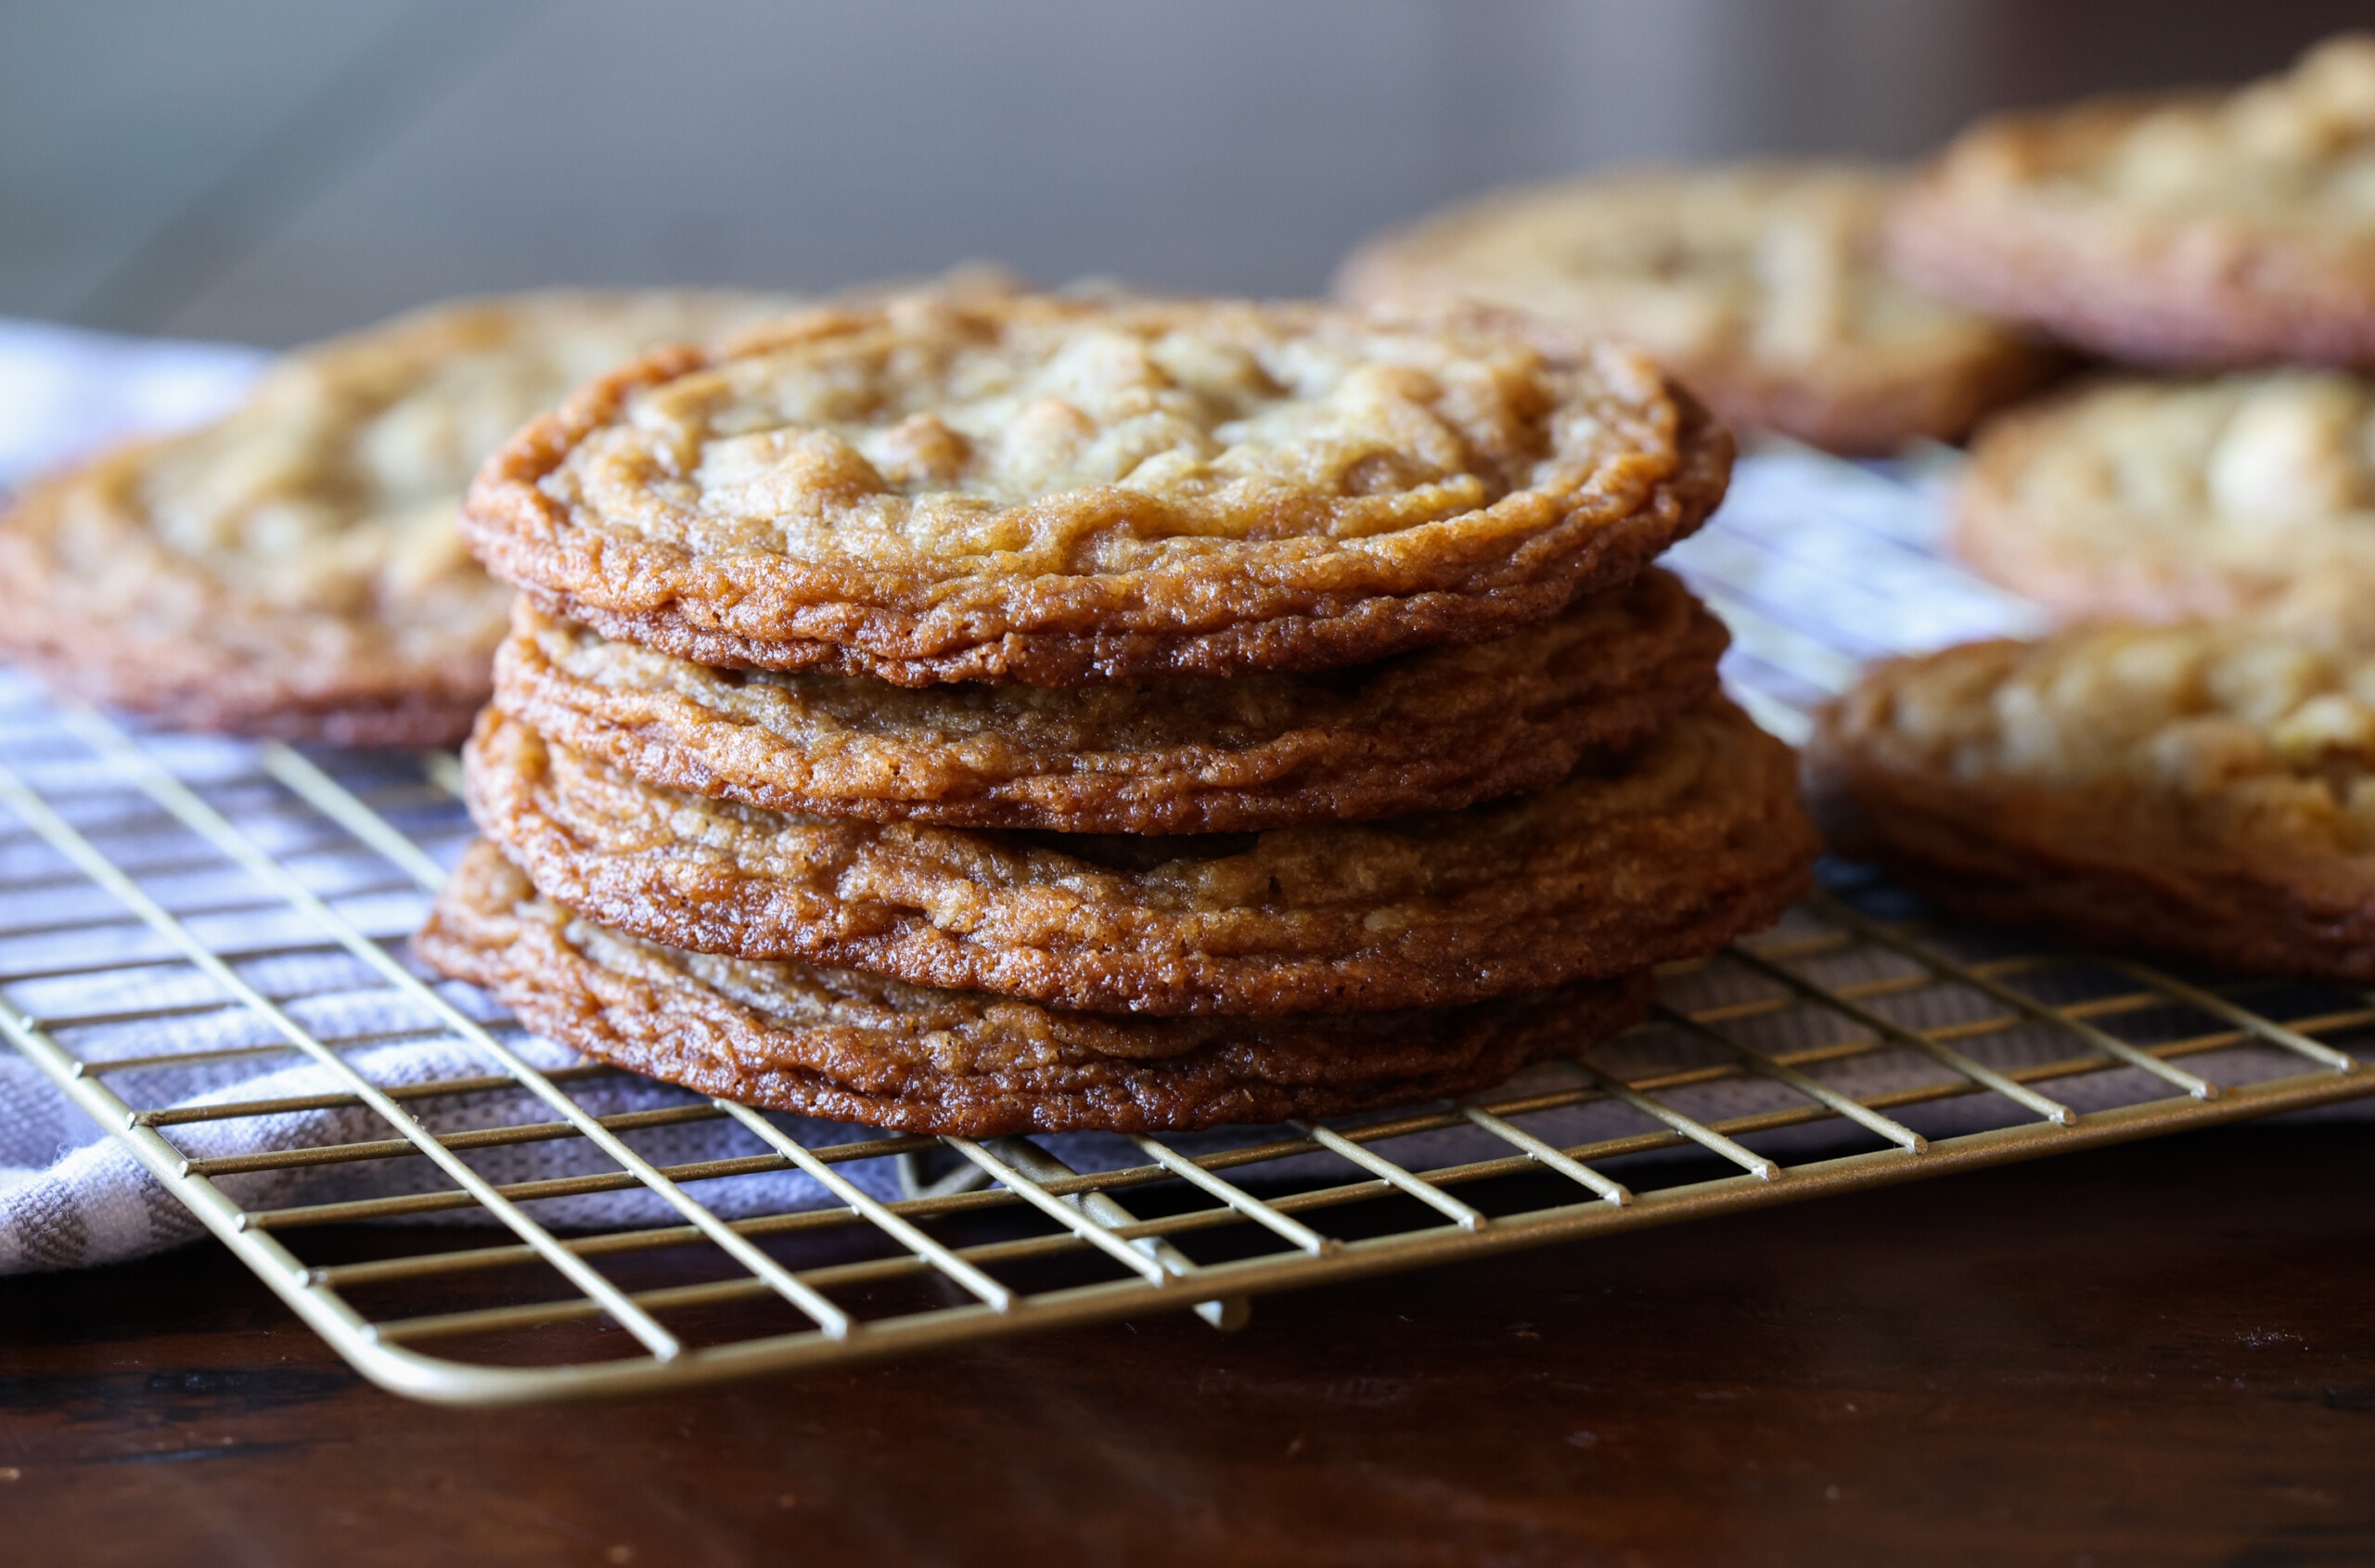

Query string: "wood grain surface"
[[2, 1116, 2369, 1566]]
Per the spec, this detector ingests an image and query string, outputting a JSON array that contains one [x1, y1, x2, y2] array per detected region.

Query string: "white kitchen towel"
[[0, 318, 2341, 1277], [0, 317, 263, 492]]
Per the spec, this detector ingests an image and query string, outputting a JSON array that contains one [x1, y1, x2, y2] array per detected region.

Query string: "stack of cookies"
[[1812, 35, 2375, 980], [417, 294, 1818, 1135]]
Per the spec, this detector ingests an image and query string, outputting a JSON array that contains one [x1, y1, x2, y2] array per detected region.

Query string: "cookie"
[[1334, 162, 2060, 456], [462, 694, 1815, 1017], [1807, 614, 2375, 979], [1955, 371, 2375, 623], [491, 566, 1727, 836], [0, 289, 792, 746], [458, 294, 1732, 688], [1890, 35, 2375, 367], [417, 841, 1657, 1136]]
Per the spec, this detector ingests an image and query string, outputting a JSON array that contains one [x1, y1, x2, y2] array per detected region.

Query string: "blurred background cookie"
[[1335, 162, 2063, 456], [1808, 611, 2375, 979], [1954, 370, 2375, 622], [1891, 34, 2375, 367], [0, 289, 791, 745]]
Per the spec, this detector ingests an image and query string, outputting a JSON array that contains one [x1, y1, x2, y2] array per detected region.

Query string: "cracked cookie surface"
[[491, 566, 1726, 834], [1336, 162, 2060, 456], [459, 294, 1731, 687], [464, 695, 1816, 1016], [416, 841, 1656, 1135]]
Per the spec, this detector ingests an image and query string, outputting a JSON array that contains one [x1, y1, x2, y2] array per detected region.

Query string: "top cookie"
[[1956, 370, 2375, 622], [1808, 610, 2375, 979], [1334, 162, 2060, 456], [1891, 34, 2375, 367], [458, 295, 1731, 688], [0, 289, 792, 746]]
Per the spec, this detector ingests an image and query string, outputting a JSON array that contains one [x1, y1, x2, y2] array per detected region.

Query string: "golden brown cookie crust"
[[416, 841, 1655, 1136], [464, 695, 1816, 1017], [492, 567, 1727, 835], [1808, 622, 2375, 979], [1335, 162, 2062, 456], [1890, 36, 2375, 368], [0, 289, 794, 746], [459, 295, 1732, 688], [1955, 372, 2375, 623]]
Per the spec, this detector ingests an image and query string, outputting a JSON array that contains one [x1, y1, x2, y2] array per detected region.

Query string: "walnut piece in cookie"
[[462, 695, 1816, 1017], [1954, 371, 2375, 623], [459, 294, 1732, 688], [1891, 34, 2375, 367], [416, 840, 1658, 1137], [0, 290, 795, 746], [1336, 162, 2060, 456], [1808, 612, 2375, 978], [490, 566, 1727, 835]]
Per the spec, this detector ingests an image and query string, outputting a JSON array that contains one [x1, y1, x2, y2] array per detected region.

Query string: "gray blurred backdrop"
[[5, 0, 2367, 346]]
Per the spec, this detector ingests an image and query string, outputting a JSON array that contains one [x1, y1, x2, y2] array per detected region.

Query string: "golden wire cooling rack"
[[3, 446, 2369, 1406]]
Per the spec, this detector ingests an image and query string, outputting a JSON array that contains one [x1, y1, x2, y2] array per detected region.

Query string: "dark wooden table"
[[3, 1115, 2369, 1566]]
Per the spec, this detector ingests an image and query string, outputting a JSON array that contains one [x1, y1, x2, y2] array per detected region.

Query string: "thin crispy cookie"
[[417, 841, 1656, 1136], [459, 295, 1732, 688], [1955, 371, 2375, 623], [0, 290, 792, 745], [464, 695, 1816, 1017], [492, 566, 1727, 834], [1890, 36, 2375, 368], [1340, 161, 2061, 456], [1808, 618, 2375, 979]]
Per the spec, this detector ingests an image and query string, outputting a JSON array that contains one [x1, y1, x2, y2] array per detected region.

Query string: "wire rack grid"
[[2, 446, 2369, 1406]]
